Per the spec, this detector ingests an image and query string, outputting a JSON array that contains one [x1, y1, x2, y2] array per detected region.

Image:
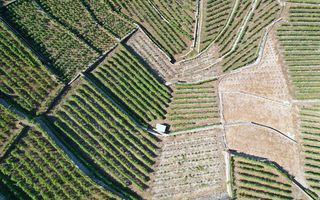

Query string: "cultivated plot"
[[150, 129, 227, 199], [226, 124, 305, 185]]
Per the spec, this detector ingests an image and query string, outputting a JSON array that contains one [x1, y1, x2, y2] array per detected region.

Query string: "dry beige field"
[[221, 92, 296, 138]]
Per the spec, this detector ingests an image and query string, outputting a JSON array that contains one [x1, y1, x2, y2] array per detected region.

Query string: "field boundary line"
[[167, 124, 222, 136], [35, 117, 126, 199], [193, 0, 201, 49], [0, 126, 29, 162], [224, 121, 297, 143], [138, 26, 173, 62], [146, 0, 169, 23], [251, 122, 297, 143], [224, 0, 258, 58], [0, 98, 29, 119], [221, 90, 291, 106], [216, 17, 283, 82], [184, 0, 240, 62], [224, 151, 233, 197], [83, 75, 153, 130], [0, 17, 61, 80]]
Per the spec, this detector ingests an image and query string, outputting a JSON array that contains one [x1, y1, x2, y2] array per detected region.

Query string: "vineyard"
[[0, 20, 62, 114], [151, 0, 196, 40], [90, 45, 171, 124], [49, 78, 160, 197], [36, 0, 116, 52], [219, 28, 291, 102], [221, 0, 280, 71], [1, 0, 320, 199], [278, 4, 320, 99], [231, 154, 295, 199], [214, 0, 252, 57], [199, 0, 233, 51], [150, 130, 227, 199], [112, 0, 191, 59], [0, 105, 23, 158], [81, 0, 135, 38], [126, 30, 177, 80], [0, 124, 118, 199], [299, 105, 320, 195], [2, 0, 99, 81], [166, 79, 220, 132]]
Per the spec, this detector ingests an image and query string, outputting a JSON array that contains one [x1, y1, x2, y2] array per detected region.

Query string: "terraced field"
[[3, 0, 100, 81], [114, 0, 191, 59], [221, 0, 280, 71], [89, 45, 171, 124], [0, 125, 118, 199], [152, 0, 196, 40], [231, 154, 294, 200], [299, 105, 320, 195], [150, 130, 227, 199], [49, 78, 160, 197], [1, 0, 320, 199], [278, 4, 320, 99], [199, 0, 234, 51], [36, 0, 116, 52], [166, 79, 220, 132], [126, 30, 176, 80], [0, 20, 62, 114], [215, 0, 252, 56], [81, 0, 135, 38], [0, 105, 23, 158]]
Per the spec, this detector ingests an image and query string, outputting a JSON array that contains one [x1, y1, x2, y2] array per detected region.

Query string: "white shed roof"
[[156, 124, 168, 133]]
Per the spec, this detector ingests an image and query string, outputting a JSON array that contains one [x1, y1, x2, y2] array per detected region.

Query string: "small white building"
[[156, 124, 168, 133]]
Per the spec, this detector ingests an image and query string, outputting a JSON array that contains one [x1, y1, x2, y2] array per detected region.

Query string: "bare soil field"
[[149, 129, 228, 200], [221, 92, 297, 139], [225, 124, 306, 186]]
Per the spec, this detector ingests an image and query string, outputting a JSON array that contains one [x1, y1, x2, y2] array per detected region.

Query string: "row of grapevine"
[[215, 0, 252, 56], [3, 0, 99, 82], [0, 20, 62, 114], [200, 0, 234, 51], [36, 0, 116, 52], [166, 79, 220, 132], [278, 4, 320, 99], [50, 78, 160, 195], [222, 0, 280, 71], [299, 105, 320, 195], [82, 0, 135, 39], [90, 45, 171, 124], [0, 104, 23, 157], [112, 0, 190, 58], [231, 154, 294, 199], [0, 124, 119, 199], [152, 0, 196, 39]]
